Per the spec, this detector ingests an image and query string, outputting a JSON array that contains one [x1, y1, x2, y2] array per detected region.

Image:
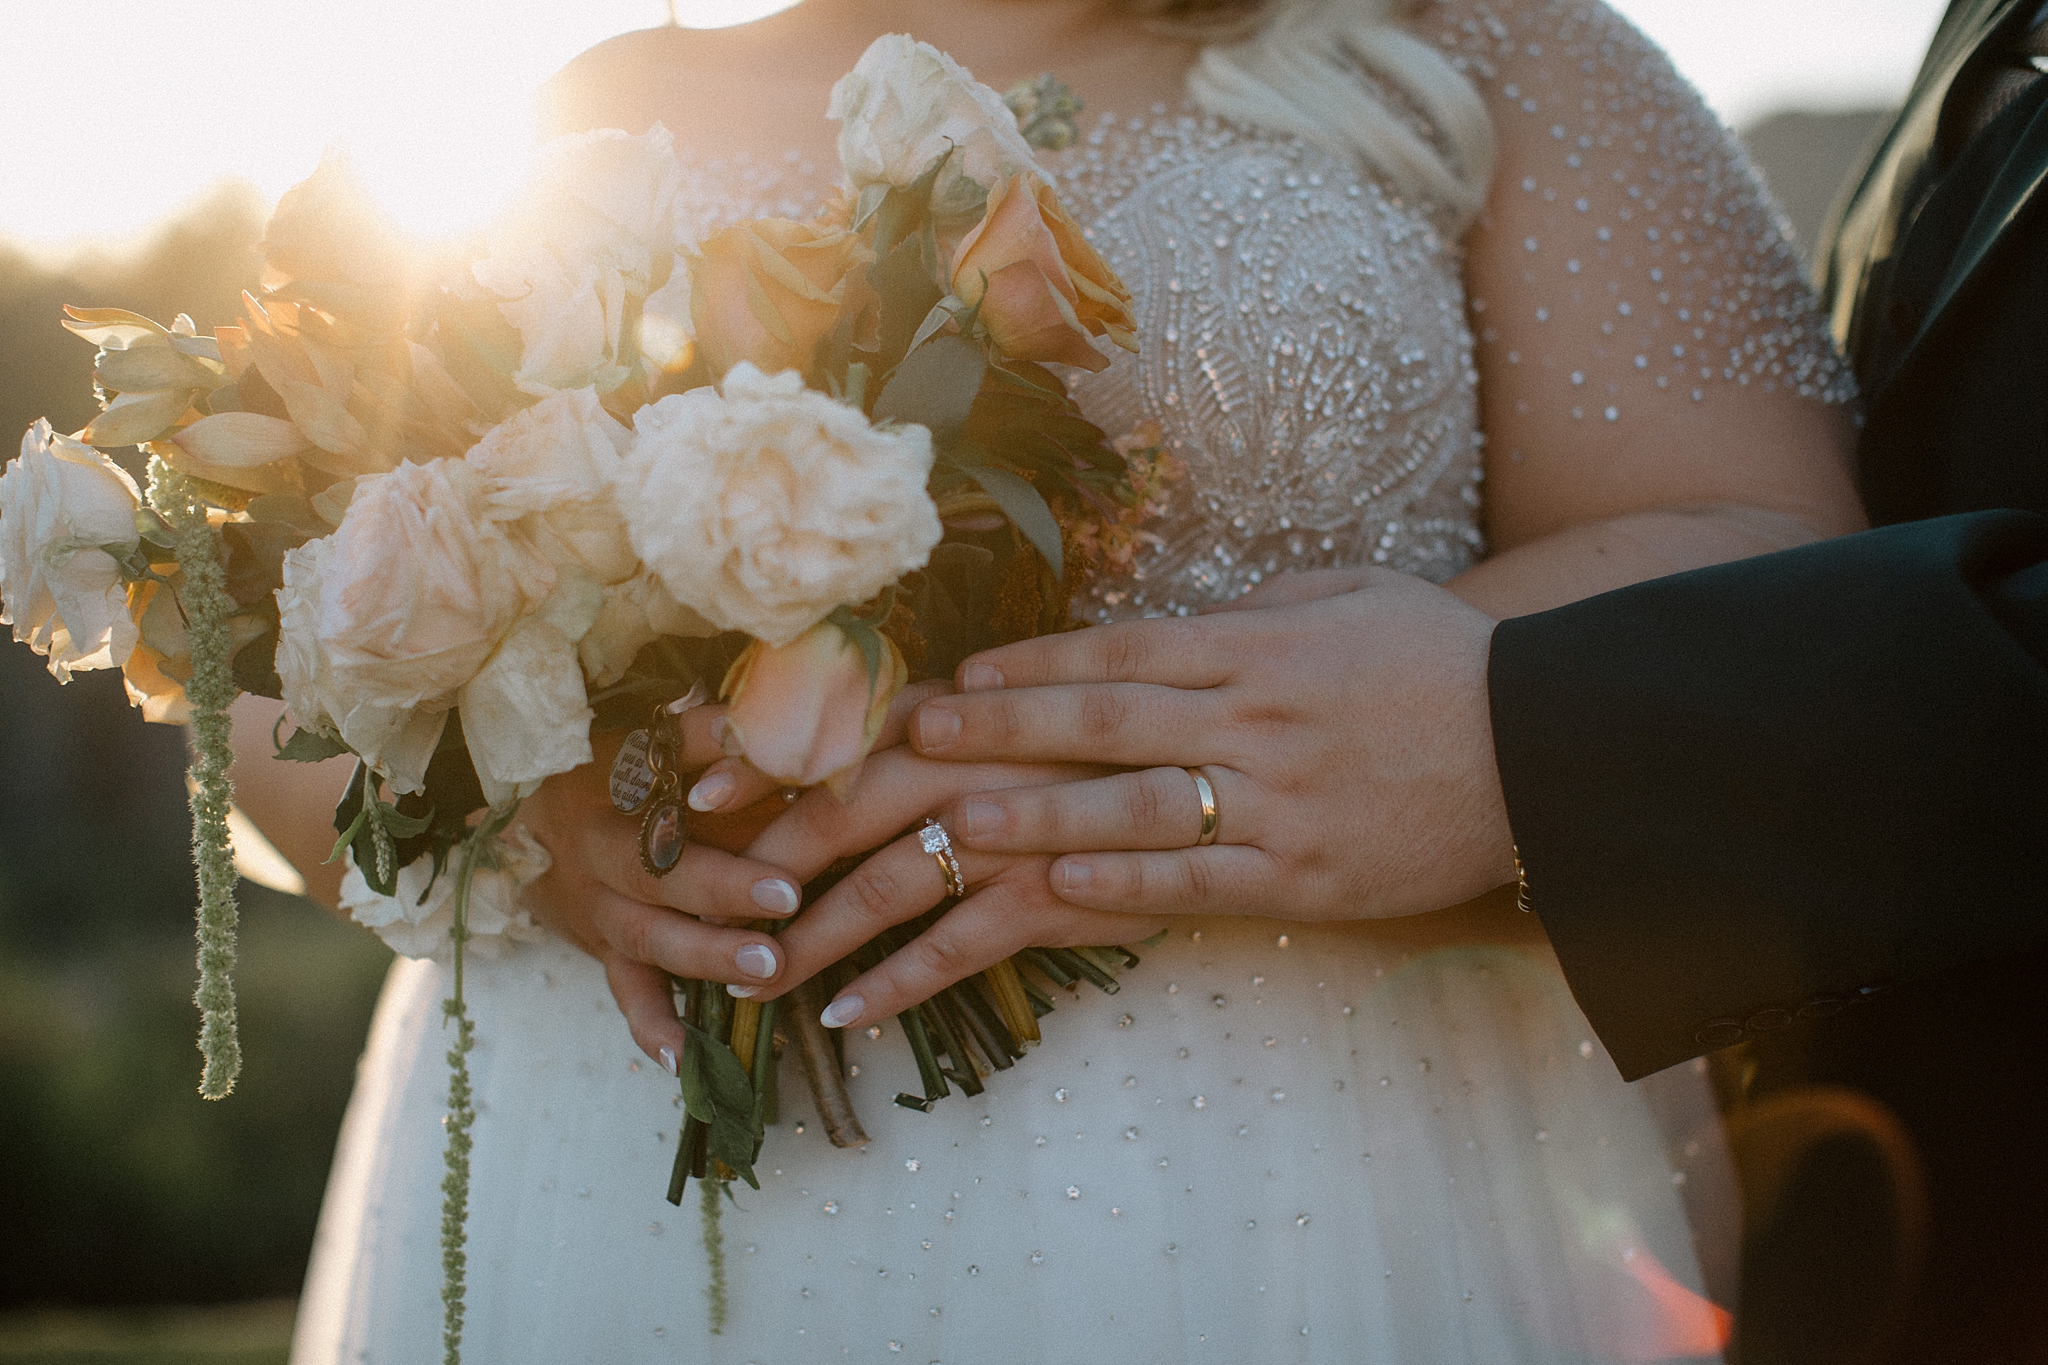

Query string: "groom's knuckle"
[[1179, 855, 1219, 904], [1100, 629, 1147, 682], [1079, 686, 1131, 741], [1121, 773, 1167, 833]]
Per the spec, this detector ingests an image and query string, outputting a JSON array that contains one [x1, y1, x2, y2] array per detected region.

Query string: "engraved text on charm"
[[641, 799, 687, 877], [609, 729, 656, 813]]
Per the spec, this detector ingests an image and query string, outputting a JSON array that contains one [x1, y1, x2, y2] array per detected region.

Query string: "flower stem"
[[146, 459, 240, 1100]]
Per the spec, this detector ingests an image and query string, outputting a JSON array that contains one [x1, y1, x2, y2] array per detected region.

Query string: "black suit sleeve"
[[1487, 510, 2048, 1080]]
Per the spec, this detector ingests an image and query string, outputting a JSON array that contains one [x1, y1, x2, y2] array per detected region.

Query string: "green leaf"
[[681, 1018, 764, 1188], [834, 616, 885, 694], [867, 236, 946, 370], [375, 801, 435, 840], [851, 181, 890, 233], [245, 493, 331, 539], [276, 727, 351, 763], [873, 335, 986, 445], [966, 465, 1064, 579]]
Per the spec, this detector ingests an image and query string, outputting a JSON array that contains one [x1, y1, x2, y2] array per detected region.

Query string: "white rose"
[[274, 459, 552, 791], [466, 388, 639, 584], [619, 364, 942, 647], [472, 125, 692, 396], [458, 569, 605, 806], [339, 824, 552, 962], [275, 537, 455, 792], [577, 568, 718, 688], [0, 419, 142, 682], [829, 34, 1044, 217]]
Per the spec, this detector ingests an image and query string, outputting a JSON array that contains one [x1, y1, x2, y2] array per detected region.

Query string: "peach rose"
[[689, 219, 872, 380], [720, 622, 906, 791], [951, 173, 1137, 371]]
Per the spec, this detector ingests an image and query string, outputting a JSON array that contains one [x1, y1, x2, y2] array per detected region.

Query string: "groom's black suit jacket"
[[1488, 0, 2048, 1083]]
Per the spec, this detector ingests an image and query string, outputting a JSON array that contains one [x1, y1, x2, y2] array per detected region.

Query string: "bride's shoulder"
[[542, 27, 729, 139], [542, 24, 841, 160]]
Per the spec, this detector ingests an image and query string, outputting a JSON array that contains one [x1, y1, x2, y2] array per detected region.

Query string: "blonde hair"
[[1140, 0, 1495, 228]]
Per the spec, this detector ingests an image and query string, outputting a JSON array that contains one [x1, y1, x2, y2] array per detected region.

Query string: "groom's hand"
[[907, 568, 1520, 921]]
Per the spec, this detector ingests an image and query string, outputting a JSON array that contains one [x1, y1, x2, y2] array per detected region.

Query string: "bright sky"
[[0, 0, 1949, 260]]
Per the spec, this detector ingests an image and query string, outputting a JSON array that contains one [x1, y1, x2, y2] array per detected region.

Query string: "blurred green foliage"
[[0, 1297, 292, 1364], [0, 189, 392, 1311]]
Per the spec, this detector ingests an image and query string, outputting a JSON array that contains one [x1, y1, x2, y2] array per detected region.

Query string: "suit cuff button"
[[1744, 1006, 1794, 1032], [1694, 1018, 1746, 1048], [1796, 996, 1844, 1021]]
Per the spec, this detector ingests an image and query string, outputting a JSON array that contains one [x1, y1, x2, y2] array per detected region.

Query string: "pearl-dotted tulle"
[[294, 925, 1732, 1364]]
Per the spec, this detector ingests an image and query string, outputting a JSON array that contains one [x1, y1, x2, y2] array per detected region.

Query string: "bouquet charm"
[[610, 686, 706, 875]]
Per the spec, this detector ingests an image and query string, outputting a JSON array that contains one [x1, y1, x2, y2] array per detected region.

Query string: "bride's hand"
[[725, 747, 1168, 1031], [520, 681, 954, 1066]]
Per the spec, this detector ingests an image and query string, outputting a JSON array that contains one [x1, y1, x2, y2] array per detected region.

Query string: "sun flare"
[[0, 0, 801, 259]]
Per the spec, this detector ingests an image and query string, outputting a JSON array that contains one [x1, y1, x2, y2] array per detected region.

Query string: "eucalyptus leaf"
[[374, 802, 435, 840], [682, 1018, 765, 1188], [244, 494, 331, 539], [277, 727, 351, 763], [966, 465, 1064, 579], [874, 335, 986, 444]]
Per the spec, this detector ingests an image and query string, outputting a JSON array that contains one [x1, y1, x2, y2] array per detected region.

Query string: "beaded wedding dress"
[[292, 4, 1850, 1361]]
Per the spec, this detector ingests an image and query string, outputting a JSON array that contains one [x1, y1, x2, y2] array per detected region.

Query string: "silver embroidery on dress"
[[1049, 112, 1485, 620]]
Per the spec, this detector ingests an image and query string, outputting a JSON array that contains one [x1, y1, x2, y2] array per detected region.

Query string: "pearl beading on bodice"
[[1049, 113, 1485, 620]]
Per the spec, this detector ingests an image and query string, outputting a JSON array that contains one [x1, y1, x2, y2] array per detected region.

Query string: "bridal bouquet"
[[0, 32, 1172, 1352]]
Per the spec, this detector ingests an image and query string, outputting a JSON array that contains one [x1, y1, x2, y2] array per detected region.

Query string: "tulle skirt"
[[292, 903, 1734, 1364]]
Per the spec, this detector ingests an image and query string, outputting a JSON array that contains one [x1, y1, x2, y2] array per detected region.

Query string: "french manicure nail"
[[1055, 859, 1093, 894], [916, 705, 961, 751], [819, 994, 864, 1029], [735, 943, 779, 979], [750, 877, 800, 915], [727, 984, 758, 998], [658, 1045, 677, 1075], [688, 771, 735, 812], [961, 662, 1004, 691], [961, 800, 1001, 839]]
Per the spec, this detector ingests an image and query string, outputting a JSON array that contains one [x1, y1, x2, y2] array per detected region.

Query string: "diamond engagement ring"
[[1186, 768, 1220, 846], [919, 817, 968, 898]]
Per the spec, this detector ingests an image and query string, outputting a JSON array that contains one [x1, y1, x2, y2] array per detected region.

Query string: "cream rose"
[[472, 125, 692, 395], [274, 459, 552, 791], [339, 823, 552, 961], [577, 569, 718, 688], [466, 388, 639, 585], [619, 364, 942, 647], [830, 34, 1044, 218], [457, 570, 604, 806], [0, 419, 143, 682]]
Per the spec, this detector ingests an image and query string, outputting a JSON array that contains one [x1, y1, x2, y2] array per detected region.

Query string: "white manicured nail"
[[658, 1046, 677, 1076], [727, 984, 758, 998], [688, 771, 735, 812], [735, 943, 779, 979], [750, 878, 800, 915], [819, 994, 864, 1029]]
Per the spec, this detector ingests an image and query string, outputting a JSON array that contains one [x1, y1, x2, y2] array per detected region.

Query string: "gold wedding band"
[[920, 817, 968, 898], [1186, 768, 1220, 847]]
